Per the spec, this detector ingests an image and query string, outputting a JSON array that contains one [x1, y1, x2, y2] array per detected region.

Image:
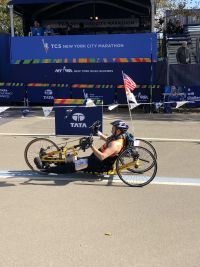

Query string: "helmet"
[[111, 120, 129, 132]]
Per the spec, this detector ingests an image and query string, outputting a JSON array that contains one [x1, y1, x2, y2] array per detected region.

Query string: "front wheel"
[[116, 146, 157, 187], [24, 138, 61, 172]]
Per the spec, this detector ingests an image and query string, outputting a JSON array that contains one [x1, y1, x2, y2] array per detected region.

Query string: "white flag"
[[86, 98, 96, 107], [127, 91, 138, 104], [176, 101, 188, 109], [42, 107, 53, 117], [0, 107, 9, 114], [155, 102, 163, 109], [108, 104, 119, 111], [130, 103, 140, 110]]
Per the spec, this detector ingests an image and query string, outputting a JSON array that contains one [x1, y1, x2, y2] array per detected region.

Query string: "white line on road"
[[0, 133, 199, 143], [0, 171, 200, 186]]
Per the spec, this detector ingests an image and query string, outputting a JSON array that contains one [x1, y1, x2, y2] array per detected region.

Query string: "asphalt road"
[[0, 109, 199, 266]]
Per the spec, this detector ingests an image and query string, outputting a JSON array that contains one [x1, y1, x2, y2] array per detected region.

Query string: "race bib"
[[74, 158, 88, 171]]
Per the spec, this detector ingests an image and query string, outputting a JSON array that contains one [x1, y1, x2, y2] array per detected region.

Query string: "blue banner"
[[184, 86, 200, 107], [27, 86, 54, 104], [9, 63, 153, 84], [164, 86, 200, 108], [55, 86, 71, 100], [11, 33, 157, 64], [0, 34, 10, 82], [0, 84, 25, 103], [71, 88, 115, 105], [27, 85, 70, 104], [55, 104, 103, 136]]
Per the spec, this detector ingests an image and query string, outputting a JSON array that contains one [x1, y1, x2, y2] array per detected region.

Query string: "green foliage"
[[156, 0, 200, 17], [0, 0, 23, 35]]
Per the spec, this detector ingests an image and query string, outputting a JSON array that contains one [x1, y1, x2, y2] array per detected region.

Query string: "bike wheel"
[[24, 138, 60, 172], [116, 146, 157, 187], [135, 139, 157, 159]]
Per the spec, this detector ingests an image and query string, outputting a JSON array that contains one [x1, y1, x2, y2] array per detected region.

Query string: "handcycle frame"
[[24, 121, 157, 187]]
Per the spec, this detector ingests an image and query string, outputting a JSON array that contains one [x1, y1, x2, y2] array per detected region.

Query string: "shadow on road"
[[0, 170, 119, 187], [0, 181, 16, 187]]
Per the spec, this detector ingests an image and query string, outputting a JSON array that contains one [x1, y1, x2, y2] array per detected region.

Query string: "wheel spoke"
[[24, 138, 61, 172], [116, 146, 157, 187]]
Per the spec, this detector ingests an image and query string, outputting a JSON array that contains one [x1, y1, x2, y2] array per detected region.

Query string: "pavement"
[[0, 108, 199, 266]]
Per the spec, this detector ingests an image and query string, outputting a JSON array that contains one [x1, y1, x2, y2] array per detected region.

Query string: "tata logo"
[[42, 39, 49, 54], [0, 89, 8, 94], [71, 113, 87, 128], [44, 89, 53, 95], [72, 113, 85, 122]]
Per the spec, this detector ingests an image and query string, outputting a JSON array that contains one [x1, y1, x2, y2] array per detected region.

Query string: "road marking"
[[0, 132, 199, 143], [0, 171, 199, 186]]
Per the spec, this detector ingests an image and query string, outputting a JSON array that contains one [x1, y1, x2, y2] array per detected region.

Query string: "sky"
[[186, 0, 199, 8]]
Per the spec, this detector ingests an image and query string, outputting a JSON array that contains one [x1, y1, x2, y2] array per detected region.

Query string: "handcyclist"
[[34, 120, 129, 174]]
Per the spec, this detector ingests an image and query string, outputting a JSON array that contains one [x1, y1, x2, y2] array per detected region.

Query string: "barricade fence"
[[0, 83, 200, 110]]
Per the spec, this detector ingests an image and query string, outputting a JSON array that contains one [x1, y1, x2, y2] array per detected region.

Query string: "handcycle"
[[24, 121, 157, 187]]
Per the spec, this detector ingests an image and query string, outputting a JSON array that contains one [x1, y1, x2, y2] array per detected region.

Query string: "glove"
[[93, 126, 99, 135], [87, 136, 93, 147], [91, 121, 101, 135]]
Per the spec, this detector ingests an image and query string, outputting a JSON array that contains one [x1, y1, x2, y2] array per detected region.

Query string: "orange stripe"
[[54, 99, 85, 105]]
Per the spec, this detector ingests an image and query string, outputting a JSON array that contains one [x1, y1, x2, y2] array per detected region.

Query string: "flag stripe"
[[122, 72, 137, 104], [123, 73, 136, 91]]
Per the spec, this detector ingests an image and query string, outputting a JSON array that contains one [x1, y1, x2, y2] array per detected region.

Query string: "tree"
[[156, 0, 200, 17], [155, 0, 200, 32], [0, 0, 23, 35]]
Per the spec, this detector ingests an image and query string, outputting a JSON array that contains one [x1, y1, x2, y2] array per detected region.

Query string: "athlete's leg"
[[45, 162, 76, 174], [34, 157, 76, 174]]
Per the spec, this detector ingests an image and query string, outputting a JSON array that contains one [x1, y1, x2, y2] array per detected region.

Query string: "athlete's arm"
[[98, 131, 108, 141], [91, 141, 122, 161]]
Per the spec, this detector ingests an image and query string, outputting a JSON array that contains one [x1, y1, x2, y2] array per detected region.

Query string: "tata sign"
[[55, 105, 103, 136]]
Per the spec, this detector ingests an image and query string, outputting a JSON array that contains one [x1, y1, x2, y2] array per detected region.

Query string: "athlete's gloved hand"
[[91, 121, 101, 135], [87, 136, 93, 147]]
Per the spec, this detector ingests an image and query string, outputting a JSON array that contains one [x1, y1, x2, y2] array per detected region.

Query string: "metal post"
[[8, 5, 15, 37], [150, 37, 153, 113], [151, 0, 155, 32]]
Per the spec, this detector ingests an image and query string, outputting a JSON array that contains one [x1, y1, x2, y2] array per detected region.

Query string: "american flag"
[[123, 73, 136, 92], [122, 72, 137, 104]]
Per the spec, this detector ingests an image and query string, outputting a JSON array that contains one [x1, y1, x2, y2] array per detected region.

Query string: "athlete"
[[34, 120, 129, 174]]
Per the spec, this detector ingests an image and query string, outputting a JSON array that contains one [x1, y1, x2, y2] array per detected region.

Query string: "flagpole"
[[150, 37, 153, 114], [122, 71, 135, 133]]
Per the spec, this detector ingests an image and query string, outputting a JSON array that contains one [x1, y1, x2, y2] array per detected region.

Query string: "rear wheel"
[[116, 146, 157, 187], [135, 139, 157, 159], [24, 138, 61, 172]]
